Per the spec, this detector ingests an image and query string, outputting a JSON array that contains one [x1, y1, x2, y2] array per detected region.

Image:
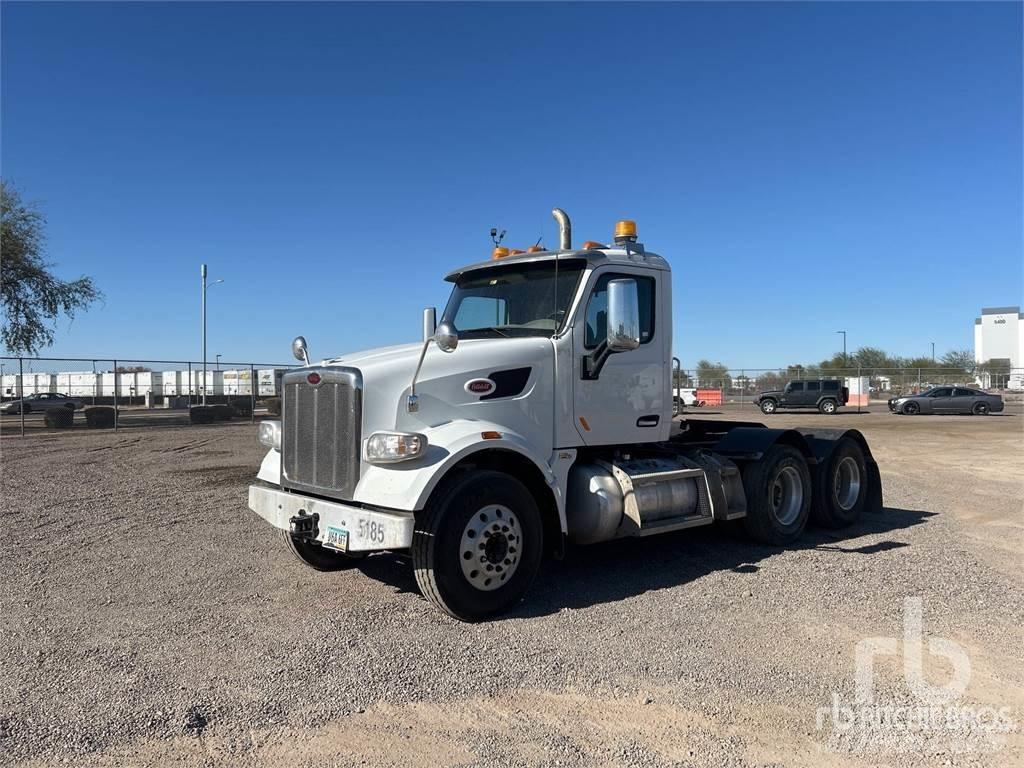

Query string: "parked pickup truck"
[[755, 380, 849, 415]]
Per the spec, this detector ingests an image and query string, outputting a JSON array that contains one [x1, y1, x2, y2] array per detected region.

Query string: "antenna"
[[490, 228, 506, 247]]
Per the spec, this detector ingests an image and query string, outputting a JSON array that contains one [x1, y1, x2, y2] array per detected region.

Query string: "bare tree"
[[1, 181, 101, 354]]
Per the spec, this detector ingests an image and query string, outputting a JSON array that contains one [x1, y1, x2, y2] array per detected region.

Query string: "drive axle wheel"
[[810, 437, 867, 529], [413, 470, 542, 622], [759, 399, 777, 415], [972, 402, 990, 416], [280, 530, 367, 571], [740, 444, 811, 545], [902, 401, 920, 415]]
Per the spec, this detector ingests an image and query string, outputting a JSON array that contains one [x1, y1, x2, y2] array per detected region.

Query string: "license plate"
[[323, 526, 349, 552]]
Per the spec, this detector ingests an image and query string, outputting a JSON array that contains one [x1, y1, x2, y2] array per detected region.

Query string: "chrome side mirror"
[[291, 336, 310, 365], [422, 307, 437, 342], [606, 279, 640, 352], [434, 321, 458, 353]]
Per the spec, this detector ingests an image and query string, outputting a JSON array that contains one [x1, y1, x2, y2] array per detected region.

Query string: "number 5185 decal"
[[358, 519, 385, 543]]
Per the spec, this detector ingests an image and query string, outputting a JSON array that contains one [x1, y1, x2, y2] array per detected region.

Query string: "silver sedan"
[[1, 393, 85, 414], [888, 387, 1004, 415]]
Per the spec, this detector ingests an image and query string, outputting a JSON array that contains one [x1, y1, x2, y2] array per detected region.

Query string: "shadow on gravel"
[[357, 507, 936, 617]]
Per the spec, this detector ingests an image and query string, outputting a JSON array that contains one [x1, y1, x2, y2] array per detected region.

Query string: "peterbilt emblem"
[[465, 378, 496, 396], [306, 372, 322, 386]]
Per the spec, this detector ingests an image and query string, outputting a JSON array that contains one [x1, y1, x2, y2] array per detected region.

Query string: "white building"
[[974, 306, 1023, 389]]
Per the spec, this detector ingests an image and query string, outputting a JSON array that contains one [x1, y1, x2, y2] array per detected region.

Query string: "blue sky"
[[2, 1, 1021, 369]]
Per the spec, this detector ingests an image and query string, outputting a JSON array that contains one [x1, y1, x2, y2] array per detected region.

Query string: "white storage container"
[[1, 374, 21, 398], [257, 368, 285, 396], [160, 371, 182, 396], [223, 369, 254, 395], [68, 372, 100, 398]]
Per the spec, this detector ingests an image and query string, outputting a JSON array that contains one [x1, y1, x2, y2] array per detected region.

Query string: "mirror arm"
[[581, 341, 611, 381]]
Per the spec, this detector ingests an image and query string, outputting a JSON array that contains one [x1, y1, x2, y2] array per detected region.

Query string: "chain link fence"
[[0, 356, 296, 436], [672, 366, 1024, 406], [3, 356, 1020, 436]]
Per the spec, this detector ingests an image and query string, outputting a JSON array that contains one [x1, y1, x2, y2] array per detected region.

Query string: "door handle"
[[636, 415, 659, 428]]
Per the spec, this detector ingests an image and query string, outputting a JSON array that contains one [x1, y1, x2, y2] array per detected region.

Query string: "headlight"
[[257, 420, 281, 451], [364, 431, 427, 463]]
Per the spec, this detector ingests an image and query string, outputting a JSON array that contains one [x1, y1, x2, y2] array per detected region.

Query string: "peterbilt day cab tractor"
[[249, 209, 882, 621]]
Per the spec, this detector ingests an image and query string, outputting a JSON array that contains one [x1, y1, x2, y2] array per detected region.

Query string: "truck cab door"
[[572, 269, 668, 445]]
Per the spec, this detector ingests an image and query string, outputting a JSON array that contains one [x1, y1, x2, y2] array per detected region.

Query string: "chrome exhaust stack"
[[552, 208, 571, 250]]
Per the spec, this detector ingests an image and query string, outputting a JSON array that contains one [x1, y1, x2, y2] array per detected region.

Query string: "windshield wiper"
[[475, 326, 511, 337]]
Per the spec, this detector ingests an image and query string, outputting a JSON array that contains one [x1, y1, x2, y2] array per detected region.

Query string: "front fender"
[[352, 420, 554, 512]]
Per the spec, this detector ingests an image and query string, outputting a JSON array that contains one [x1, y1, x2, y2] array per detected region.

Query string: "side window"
[[788, 382, 805, 393], [806, 382, 820, 392], [584, 274, 655, 349], [953, 388, 974, 397], [823, 381, 840, 391], [932, 388, 953, 397]]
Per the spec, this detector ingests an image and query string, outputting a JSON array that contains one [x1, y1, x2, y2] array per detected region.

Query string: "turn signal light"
[[492, 247, 510, 260]]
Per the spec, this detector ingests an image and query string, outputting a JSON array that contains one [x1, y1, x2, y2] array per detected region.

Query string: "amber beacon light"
[[614, 219, 638, 244]]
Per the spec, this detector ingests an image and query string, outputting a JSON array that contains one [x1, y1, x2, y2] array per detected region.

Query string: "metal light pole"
[[836, 330, 847, 367], [200, 264, 224, 406], [931, 342, 935, 362], [215, 354, 222, 371]]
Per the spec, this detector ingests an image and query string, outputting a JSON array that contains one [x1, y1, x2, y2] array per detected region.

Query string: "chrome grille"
[[281, 366, 362, 500]]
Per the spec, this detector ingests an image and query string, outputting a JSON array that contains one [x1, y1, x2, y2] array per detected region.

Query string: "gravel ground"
[[1, 408, 1021, 767]]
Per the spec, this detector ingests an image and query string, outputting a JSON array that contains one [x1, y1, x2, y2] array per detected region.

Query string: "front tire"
[[280, 530, 367, 571], [741, 444, 811, 546], [902, 401, 920, 415], [818, 399, 838, 414], [972, 402, 990, 416], [413, 470, 542, 622], [759, 399, 777, 415]]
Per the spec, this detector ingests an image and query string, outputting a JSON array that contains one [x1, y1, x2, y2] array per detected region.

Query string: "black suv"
[[755, 379, 849, 415]]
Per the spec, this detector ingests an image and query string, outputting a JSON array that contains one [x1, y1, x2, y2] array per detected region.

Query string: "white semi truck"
[[249, 209, 882, 621]]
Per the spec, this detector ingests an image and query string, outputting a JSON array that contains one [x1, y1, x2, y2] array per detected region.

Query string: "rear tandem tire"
[[740, 444, 811, 546], [810, 437, 868, 529], [412, 470, 543, 622], [280, 530, 367, 571]]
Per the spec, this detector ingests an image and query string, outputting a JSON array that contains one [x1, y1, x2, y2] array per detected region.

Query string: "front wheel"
[[740, 444, 811, 545], [413, 470, 542, 621], [972, 402, 989, 416], [759, 399, 777, 415], [902, 401, 920, 415], [280, 530, 367, 571], [818, 399, 838, 414]]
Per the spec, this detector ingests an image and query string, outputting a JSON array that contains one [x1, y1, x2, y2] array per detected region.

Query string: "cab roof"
[[444, 247, 670, 283]]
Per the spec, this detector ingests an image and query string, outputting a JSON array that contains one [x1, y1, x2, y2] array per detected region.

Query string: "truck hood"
[[316, 337, 554, 435]]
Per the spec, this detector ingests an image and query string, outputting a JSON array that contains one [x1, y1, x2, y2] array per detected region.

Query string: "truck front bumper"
[[248, 484, 415, 552]]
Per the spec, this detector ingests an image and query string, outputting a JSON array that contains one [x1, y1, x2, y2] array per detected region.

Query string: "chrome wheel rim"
[[763, 402, 775, 413], [459, 504, 520, 591], [833, 456, 861, 511], [770, 466, 803, 526], [823, 401, 835, 413]]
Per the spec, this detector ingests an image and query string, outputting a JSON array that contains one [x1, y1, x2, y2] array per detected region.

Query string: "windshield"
[[443, 259, 585, 340]]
